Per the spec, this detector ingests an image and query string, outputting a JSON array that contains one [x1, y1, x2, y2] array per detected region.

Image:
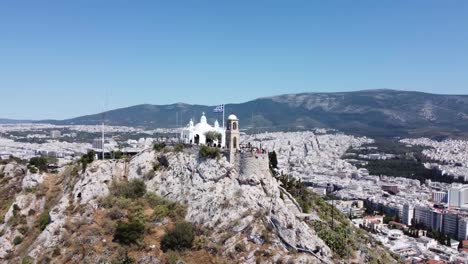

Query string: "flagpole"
[[222, 104, 225, 129]]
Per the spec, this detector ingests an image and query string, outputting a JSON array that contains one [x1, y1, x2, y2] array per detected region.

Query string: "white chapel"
[[180, 113, 226, 147]]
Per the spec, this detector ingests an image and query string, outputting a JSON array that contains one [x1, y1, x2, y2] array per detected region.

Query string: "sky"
[[0, 0, 467, 120]]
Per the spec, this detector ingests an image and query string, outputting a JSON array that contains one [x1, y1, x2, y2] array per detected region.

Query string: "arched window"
[[233, 122, 237, 130], [233, 137, 237, 149]]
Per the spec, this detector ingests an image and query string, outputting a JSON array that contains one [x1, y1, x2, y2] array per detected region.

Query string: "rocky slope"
[[0, 148, 336, 264]]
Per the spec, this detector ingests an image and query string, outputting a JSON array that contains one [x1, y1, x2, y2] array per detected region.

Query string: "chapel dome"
[[227, 114, 238, 120], [200, 112, 207, 123]]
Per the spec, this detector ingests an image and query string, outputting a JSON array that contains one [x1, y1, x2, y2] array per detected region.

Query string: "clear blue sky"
[[1, 0, 467, 120]]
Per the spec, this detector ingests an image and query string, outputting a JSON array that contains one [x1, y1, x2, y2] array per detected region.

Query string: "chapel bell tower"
[[226, 113, 240, 162]]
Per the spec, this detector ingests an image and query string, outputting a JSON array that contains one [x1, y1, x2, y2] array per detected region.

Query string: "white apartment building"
[[448, 184, 468, 208], [414, 205, 433, 228], [50, 130, 61, 138], [432, 191, 448, 203], [402, 203, 414, 226]]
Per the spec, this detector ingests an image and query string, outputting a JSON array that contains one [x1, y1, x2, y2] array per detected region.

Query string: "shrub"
[[13, 235, 23, 245], [113, 150, 123, 159], [161, 221, 195, 252], [127, 179, 146, 199], [235, 242, 246, 252], [21, 256, 34, 264], [28, 166, 38, 174], [29, 157, 49, 173], [113, 249, 135, 264], [173, 144, 184, 152], [167, 203, 187, 222], [166, 251, 182, 264], [199, 145, 220, 159], [38, 211, 51, 230], [157, 155, 169, 168], [79, 150, 96, 172], [114, 220, 145, 245], [152, 205, 170, 222], [111, 179, 146, 199], [18, 225, 29, 235], [107, 207, 125, 220], [192, 235, 208, 250], [153, 143, 166, 152], [204, 131, 222, 142]]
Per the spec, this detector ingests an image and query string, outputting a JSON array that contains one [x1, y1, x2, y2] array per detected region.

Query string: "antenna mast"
[[102, 90, 108, 160]]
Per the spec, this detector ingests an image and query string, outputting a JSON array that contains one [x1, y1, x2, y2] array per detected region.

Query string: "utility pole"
[[101, 120, 105, 160]]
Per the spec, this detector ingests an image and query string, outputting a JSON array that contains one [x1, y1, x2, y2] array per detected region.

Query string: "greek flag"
[[213, 104, 224, 113]]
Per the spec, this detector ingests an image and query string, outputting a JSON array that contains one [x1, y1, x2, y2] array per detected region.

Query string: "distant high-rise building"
[[414, 205, 433, 228], [444, 212, 459, 238], [458, 217, 468, 240], [432, 191, 448, 203], [402, 204, 414, 226], [381, 184, 400, 195], [92, 138, 104, 149], [448, 184, 468, 208], [50, 130, 61, 138]]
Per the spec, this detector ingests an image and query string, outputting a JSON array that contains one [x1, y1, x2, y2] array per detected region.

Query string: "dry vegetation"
[[43, 179, 234, 263]]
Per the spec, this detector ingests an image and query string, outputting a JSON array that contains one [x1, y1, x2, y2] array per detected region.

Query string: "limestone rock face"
[[29, 195, 71, 258], [1, 163, 26, 179], [0, 149, 333, 263], [126, 150, 331, 262], [22, 172, 47, 189], [73, 160, 127, 207]]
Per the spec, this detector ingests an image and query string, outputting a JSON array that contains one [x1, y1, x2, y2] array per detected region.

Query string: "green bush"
[[161, 221, 195, 252], [113, 150, 123, 159], [107, 207, 125, 220], [28, 166, 38, 174], [153, 143, 166, 152], [111, 179, 147, 199], [204, 131, 222, 142], [127, 179, 146, 199], [13, 235, 23, 245], [173, 144, 184, 152], [114, 220, 145, 245], [79, 150, 96, 172], [199, 145, 220, 159], [21, 256, 34, 264], [38, 211, 51, 231], [29, 157, 49, 173], [152, 205, 170, 221], [235, 242, 246, 252]]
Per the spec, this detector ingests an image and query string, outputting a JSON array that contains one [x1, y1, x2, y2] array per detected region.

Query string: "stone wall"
[[239, 152, 270, 180]]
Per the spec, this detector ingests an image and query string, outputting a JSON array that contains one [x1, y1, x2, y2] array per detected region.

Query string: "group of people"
[[239, 142, 268, 155]]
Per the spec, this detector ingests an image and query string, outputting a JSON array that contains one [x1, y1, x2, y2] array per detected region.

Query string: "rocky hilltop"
[[0, 144, 398, 263], [0, 146, 332, 263]]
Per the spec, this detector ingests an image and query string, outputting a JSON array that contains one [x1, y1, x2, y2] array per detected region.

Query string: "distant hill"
[[3, 89, 468, 137], [0, 118, 34, 124]]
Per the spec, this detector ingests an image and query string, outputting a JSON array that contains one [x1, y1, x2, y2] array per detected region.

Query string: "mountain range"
[[3, 89, 468, 137]]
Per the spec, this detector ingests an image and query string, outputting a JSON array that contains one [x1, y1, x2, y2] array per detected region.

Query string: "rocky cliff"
[[0, 147, 335, 264]]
